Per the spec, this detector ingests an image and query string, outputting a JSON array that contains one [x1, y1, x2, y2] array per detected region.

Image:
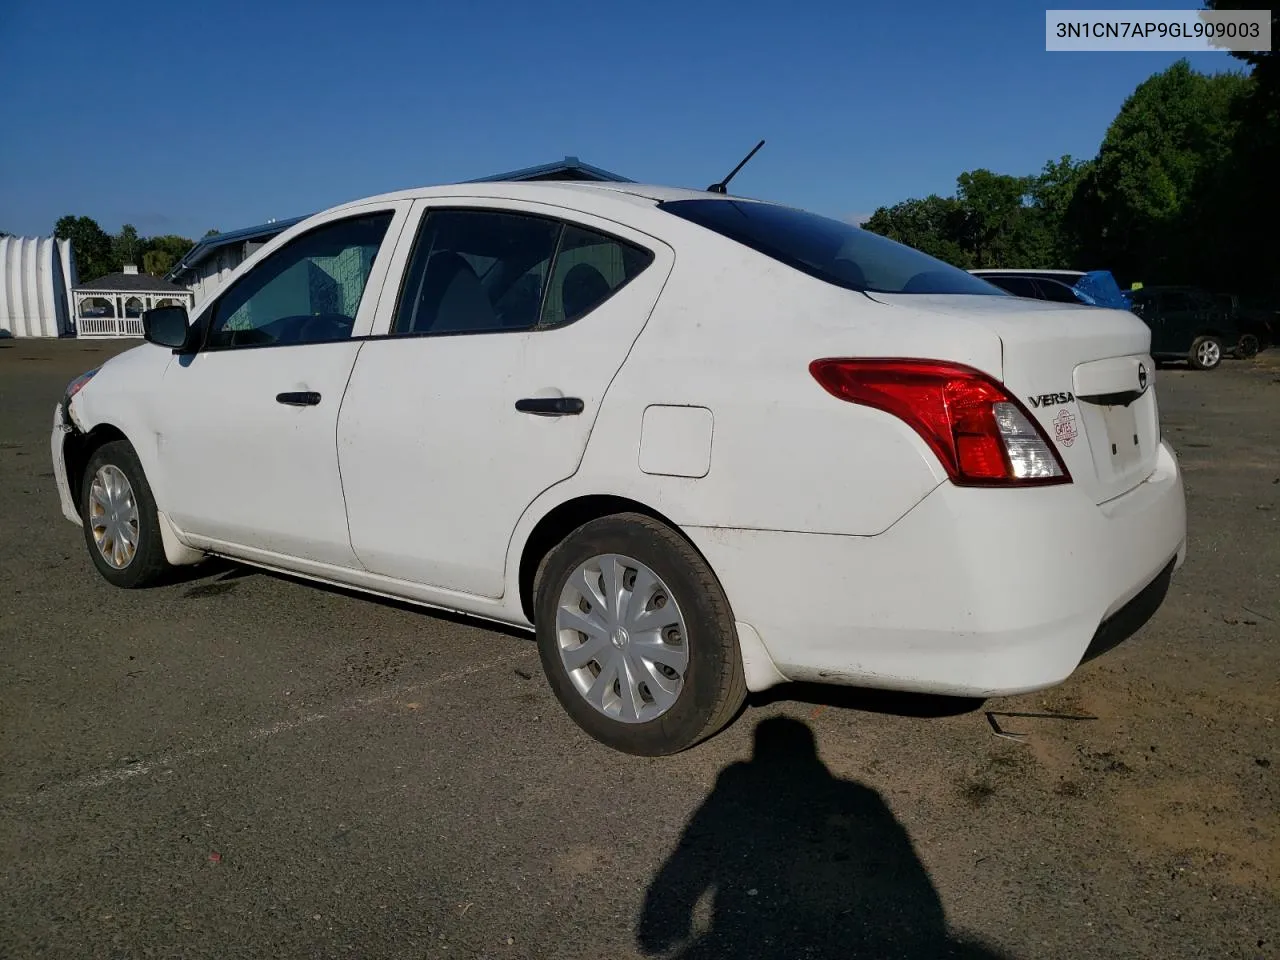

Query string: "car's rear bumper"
[[686, 440, 1187, 696], [51, 403, 81, 526]]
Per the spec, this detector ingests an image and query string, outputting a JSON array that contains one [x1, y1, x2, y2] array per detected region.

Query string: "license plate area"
[[1100, 403, 1141, 471]]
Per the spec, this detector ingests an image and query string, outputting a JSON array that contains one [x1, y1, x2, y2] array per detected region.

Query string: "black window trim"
[[190, 207, 401, 355], [377, 204, 658, 342]]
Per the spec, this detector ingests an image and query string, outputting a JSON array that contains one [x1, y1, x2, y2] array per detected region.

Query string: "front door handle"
[[276, 391, 321, 407], [515, 396, 584, 416]]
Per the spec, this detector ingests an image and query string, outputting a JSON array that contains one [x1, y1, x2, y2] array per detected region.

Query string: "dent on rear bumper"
[[686, 442, 1187, 698]]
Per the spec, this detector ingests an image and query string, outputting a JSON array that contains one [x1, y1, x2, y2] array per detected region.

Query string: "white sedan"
[[51, 181, 1187, 755]]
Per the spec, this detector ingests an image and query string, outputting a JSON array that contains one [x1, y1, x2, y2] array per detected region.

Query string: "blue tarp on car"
[[1072, 270, 1132, 310]]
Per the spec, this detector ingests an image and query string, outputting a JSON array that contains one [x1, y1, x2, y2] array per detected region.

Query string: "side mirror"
[[142, 305, 190, 350]]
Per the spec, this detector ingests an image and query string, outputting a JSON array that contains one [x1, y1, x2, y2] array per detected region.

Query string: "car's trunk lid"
[[869, 293, 1160, 504]]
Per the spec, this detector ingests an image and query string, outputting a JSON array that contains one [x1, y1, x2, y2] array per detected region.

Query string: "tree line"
[[864, 33, 1277, 300], [47, 218, 218, 284]]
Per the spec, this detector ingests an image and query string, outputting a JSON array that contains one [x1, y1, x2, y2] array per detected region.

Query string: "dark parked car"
[[970, 269, 1133, 310], [1127, 286, 1244, 371], [1214, 293, 1276, 358]]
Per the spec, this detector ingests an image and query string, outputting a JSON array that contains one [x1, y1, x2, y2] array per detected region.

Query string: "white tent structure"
[[0, 236, 76, 337]]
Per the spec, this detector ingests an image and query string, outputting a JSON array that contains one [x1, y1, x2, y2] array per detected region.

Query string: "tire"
[[1188, 335, 1223, 370], [1237, 334, 1259, 360], [80, 439, 171, 588], [533, 513, 747, 756]]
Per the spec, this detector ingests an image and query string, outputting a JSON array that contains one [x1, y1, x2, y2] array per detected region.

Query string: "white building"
[[0, 235, 77, 337]]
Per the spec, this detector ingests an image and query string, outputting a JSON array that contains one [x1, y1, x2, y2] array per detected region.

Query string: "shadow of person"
[[637, 717, 1008, 959]]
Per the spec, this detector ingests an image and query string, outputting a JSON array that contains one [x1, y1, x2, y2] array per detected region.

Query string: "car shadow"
[[750, 682, 986, 719], [637, 717, 1010, 959]]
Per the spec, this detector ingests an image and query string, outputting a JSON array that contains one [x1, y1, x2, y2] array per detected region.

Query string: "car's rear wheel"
[[533, 513, 746, 756], [1237, 334, 1260, 360], [81, 440, 170, 588], [1188, 335, 1223, 370]]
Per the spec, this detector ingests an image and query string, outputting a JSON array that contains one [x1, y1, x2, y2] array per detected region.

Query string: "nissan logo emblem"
[[1138, 363, 1148, 390]]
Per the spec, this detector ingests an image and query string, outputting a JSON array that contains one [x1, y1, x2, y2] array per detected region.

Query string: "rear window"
[[658, 198, 1006, 296]]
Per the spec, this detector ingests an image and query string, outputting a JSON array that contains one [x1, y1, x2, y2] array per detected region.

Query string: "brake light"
[[809, 358, 1070, 486]]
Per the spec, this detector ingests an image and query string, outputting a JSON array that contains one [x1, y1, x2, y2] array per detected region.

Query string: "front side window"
[[392, 209, 654, 336], [206, 212, 393, 349], [659, 198, 1006, 297]]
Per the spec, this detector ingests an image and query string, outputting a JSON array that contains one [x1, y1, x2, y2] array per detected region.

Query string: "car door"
[[1156, 291, 1193, 354], [154, 203, 409, 567], [336, 199, 673, 598]]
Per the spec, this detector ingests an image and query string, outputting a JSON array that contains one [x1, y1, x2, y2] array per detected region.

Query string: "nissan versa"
[[51, 181, 1188, 755]]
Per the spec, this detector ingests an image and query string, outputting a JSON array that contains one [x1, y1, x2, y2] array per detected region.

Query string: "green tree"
[[54, 215, 114, 283], [204, 228, 220, 237], [1029, 155, 1091, 266], [1085, 60, 1250, 282], [1204, 2, 1276, 101], [113, 224, 142, 268], [140, 233, 195, 276], [862, 195, 971, 267], [954, 169, 1041, 268], [143, 249, 175, 276], [1204, 3, 1278, 295]]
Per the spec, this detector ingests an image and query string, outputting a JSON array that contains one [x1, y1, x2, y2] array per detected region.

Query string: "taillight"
[[809, 358, 1070, 486]]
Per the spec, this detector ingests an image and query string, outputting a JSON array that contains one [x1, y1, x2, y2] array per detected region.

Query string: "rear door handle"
[[515, 396, 584, 416], [276, 391, 321, 406]]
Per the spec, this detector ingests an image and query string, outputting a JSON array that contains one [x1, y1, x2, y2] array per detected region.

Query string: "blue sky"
[[0, 0, 1241, 240]]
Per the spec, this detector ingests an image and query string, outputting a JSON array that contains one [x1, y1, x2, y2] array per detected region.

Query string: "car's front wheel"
[[533, 513, 746, 756], [1188, 335, 1223, 370], [80, 439, 171, 588]]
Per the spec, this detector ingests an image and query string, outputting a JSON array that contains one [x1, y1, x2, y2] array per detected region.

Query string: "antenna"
[[707, 139, 765, 194]]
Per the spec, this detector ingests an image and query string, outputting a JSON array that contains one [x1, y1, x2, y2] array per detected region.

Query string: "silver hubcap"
[[555, 553, 689, 724], [88, 465, 139, 569], [1198, 341, 1220, 366]]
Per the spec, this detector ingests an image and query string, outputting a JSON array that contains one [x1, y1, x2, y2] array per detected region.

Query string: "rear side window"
[[659, 199, 1005, 296], [542, 225, 653, 328], [1033, 279, 1083, 304], [392, 209, 654, 336], [984, 275, 1040, 298]]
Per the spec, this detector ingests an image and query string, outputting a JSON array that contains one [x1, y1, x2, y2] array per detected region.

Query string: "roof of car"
[[325, 180, 757, 216]]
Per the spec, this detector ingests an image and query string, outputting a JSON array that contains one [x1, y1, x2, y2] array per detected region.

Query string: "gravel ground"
[[1, 338, 1276, 959]]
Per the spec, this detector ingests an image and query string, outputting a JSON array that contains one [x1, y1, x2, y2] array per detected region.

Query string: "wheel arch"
[[65, 419, 203, 567], [63, 422, 131, 518], [514, 493, 716, 625]]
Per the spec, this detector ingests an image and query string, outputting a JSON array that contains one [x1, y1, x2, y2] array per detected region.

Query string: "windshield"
[[658, 198, 1007, 296]]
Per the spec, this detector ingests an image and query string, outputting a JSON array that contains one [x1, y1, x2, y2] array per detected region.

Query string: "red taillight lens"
[[809, 358, 1070, 486]]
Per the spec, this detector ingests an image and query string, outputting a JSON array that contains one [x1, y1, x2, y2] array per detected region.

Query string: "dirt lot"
[[1, 338, 1277, 959]]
